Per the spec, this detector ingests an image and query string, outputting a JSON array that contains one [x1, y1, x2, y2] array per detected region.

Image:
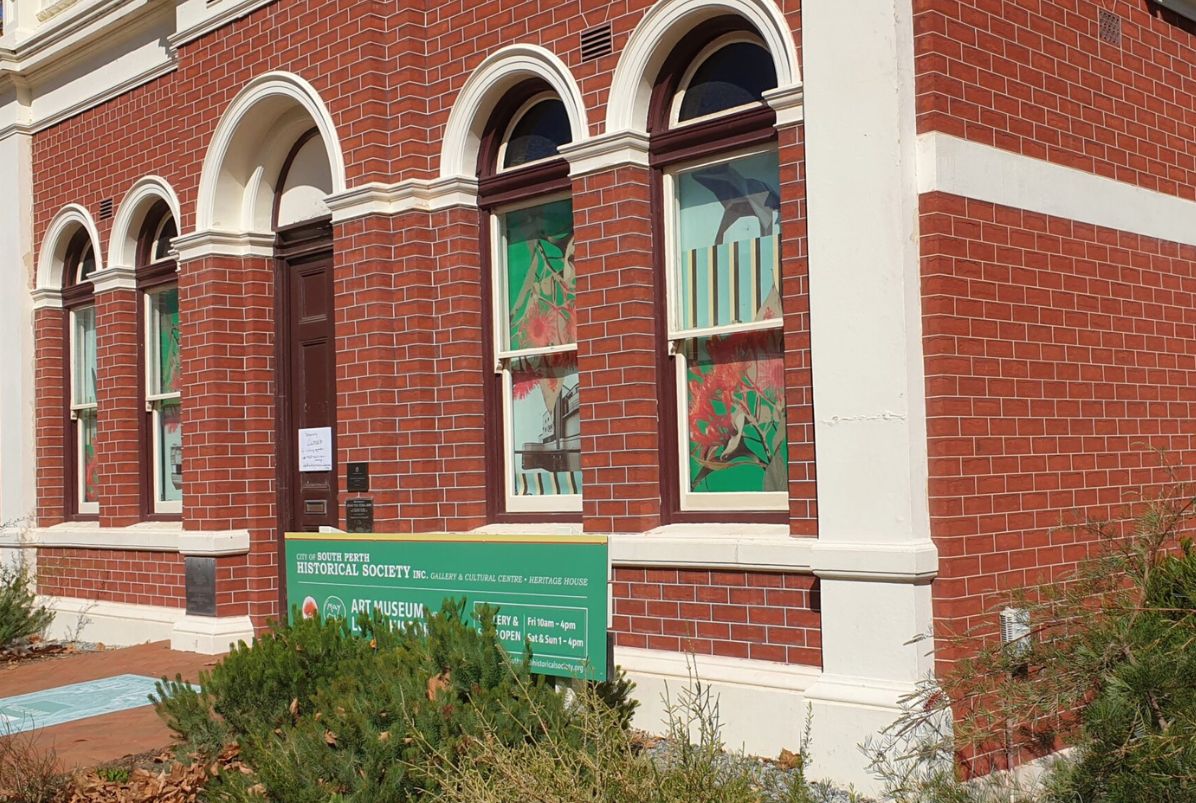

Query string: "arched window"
[[479, 86, 580, 518], [650, 25, 787, 521], [63, 229, 99, 517], [137, 202, 182, 516]]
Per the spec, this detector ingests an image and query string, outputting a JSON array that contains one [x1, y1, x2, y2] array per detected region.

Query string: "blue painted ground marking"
[[0, 674, 185, 735]]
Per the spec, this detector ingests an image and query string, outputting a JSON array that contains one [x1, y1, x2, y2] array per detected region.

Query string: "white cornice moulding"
[[37, 0, 81, 24], [31, 288, 63, 309], [173, 230, 275, 261], [609, 524, 814, 572], [178, 529, 251, 556], [0, 123, 35, 141], [763, 85, 804, 127], [8, 0, 137, 62], [5, 0, 168, 81], [325, 176, 479, 223], [809, 540, 939, 582], [169, 0, 279, 50], [88, 264, 137, 294], [560, 130, 651, 177], [918, 132, 1196, 248], [31, 522, 182, 552]]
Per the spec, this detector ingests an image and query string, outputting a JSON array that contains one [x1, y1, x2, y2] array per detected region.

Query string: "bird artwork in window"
[[692, 161, 780, 245]]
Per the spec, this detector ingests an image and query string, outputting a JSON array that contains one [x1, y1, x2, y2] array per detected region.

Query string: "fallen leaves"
[[66, 744, 246, 803], [426, 670, 451, 701], [777, 747, 803, 771]]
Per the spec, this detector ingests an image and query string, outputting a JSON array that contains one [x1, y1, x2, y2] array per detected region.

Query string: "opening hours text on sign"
[[283, 532, 609, 680]]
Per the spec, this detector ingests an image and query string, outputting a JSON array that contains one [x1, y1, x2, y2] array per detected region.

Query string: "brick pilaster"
[[777, 122, 817, 535], [572, 164, 662, 533], [94, 286, 141, 526], [178, 253, 277, 625], [34, 306, 66, 526], [333, 214, 405, 531]]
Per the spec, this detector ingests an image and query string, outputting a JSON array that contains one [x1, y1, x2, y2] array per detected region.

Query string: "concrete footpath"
[[0, 642, 218, 769]]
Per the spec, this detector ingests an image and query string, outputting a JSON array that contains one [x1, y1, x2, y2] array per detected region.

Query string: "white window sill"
[[611, 524, 814, 572], [28, 522, 250, 556], [470, 522, 585, 536], [472, 521, 814, 572]]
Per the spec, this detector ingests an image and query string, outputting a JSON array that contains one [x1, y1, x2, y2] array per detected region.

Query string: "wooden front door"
[[278, 225, 337, 533]]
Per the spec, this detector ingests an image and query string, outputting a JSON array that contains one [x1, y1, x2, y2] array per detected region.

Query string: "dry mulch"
[[65, 745, 246, 803], [0, 637, 102, 668]]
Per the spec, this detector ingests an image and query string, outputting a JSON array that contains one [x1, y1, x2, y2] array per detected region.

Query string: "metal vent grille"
[[98, 198, 114, 219], [1099, 9, 1123, 45], [580, 24, 613, 62]]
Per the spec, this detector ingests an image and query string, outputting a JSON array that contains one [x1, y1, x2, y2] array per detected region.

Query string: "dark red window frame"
[[135, 200, 181, 521], [648, 17, 787, 525], [476, 79, 578, 524], [61, 228, 98, 521]]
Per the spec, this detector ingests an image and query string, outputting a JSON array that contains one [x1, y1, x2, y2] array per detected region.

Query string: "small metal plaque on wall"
[[185, 556, 217, 617], [347, 462, 369, 492], [346, 498, 374, 533]]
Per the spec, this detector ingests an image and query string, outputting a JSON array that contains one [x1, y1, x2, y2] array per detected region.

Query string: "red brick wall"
[[29, 0, 816, 655], [915, 0, 1196, 198], [179, 253, 279, 627], [95, 288, 141, 527], [34, 308, 66, 525], [433, 206, 490, 531], [37, 547, 185, 608], [573, 164, 662, 534], [612, 567, 821, 667], [777, 122, 816, 532], [921, 190, 1196, 665]]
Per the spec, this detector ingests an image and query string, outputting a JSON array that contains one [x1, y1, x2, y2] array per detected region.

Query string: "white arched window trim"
[[605, 0, 801, 136], [439, 44, 589, 182], [194, 71, 346, 237], [108, 176, 182, 271], [35, 204, 103, 306]]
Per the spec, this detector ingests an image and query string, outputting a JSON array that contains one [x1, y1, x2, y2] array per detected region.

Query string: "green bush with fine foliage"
[[866, 464, 1196, 802], [153, 599, 621, 801], [0, 563, 53, 651]]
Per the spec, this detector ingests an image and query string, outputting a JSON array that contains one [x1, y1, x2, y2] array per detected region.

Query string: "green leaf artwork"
[[157, 289, 181, 395], [502, 199, 581, 497], [505, 198, 575, 351]]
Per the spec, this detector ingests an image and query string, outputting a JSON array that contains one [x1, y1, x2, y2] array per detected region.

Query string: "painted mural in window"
[[674, 149, 787, 495], [149, 288, 182, 503], [501, 198, 581, 497]]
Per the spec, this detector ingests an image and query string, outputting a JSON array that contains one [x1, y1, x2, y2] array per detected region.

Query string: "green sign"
[[284, 532, 608, 680]]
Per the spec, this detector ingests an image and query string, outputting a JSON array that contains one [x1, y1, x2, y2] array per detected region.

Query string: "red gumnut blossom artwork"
[[687, 329, 788, 493], [84, 430, 99, 502]]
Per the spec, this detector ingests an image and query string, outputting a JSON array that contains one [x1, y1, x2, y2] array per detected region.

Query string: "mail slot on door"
[[304, 499, 328, 515]]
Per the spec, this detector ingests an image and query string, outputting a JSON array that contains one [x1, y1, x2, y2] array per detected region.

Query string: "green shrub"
[[0, 563, 53, 651], [427, 672, 819, 803], [155, 599, 577, 801], [867, 464, 1196, 802], [1039, 541, 1196, 803]]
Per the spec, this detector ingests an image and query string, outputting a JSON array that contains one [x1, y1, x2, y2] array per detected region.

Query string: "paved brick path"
[[0, 642, 219, 769]]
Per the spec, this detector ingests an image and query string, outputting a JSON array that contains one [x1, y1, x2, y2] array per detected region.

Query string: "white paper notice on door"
[[298, 427, 333, 472]]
